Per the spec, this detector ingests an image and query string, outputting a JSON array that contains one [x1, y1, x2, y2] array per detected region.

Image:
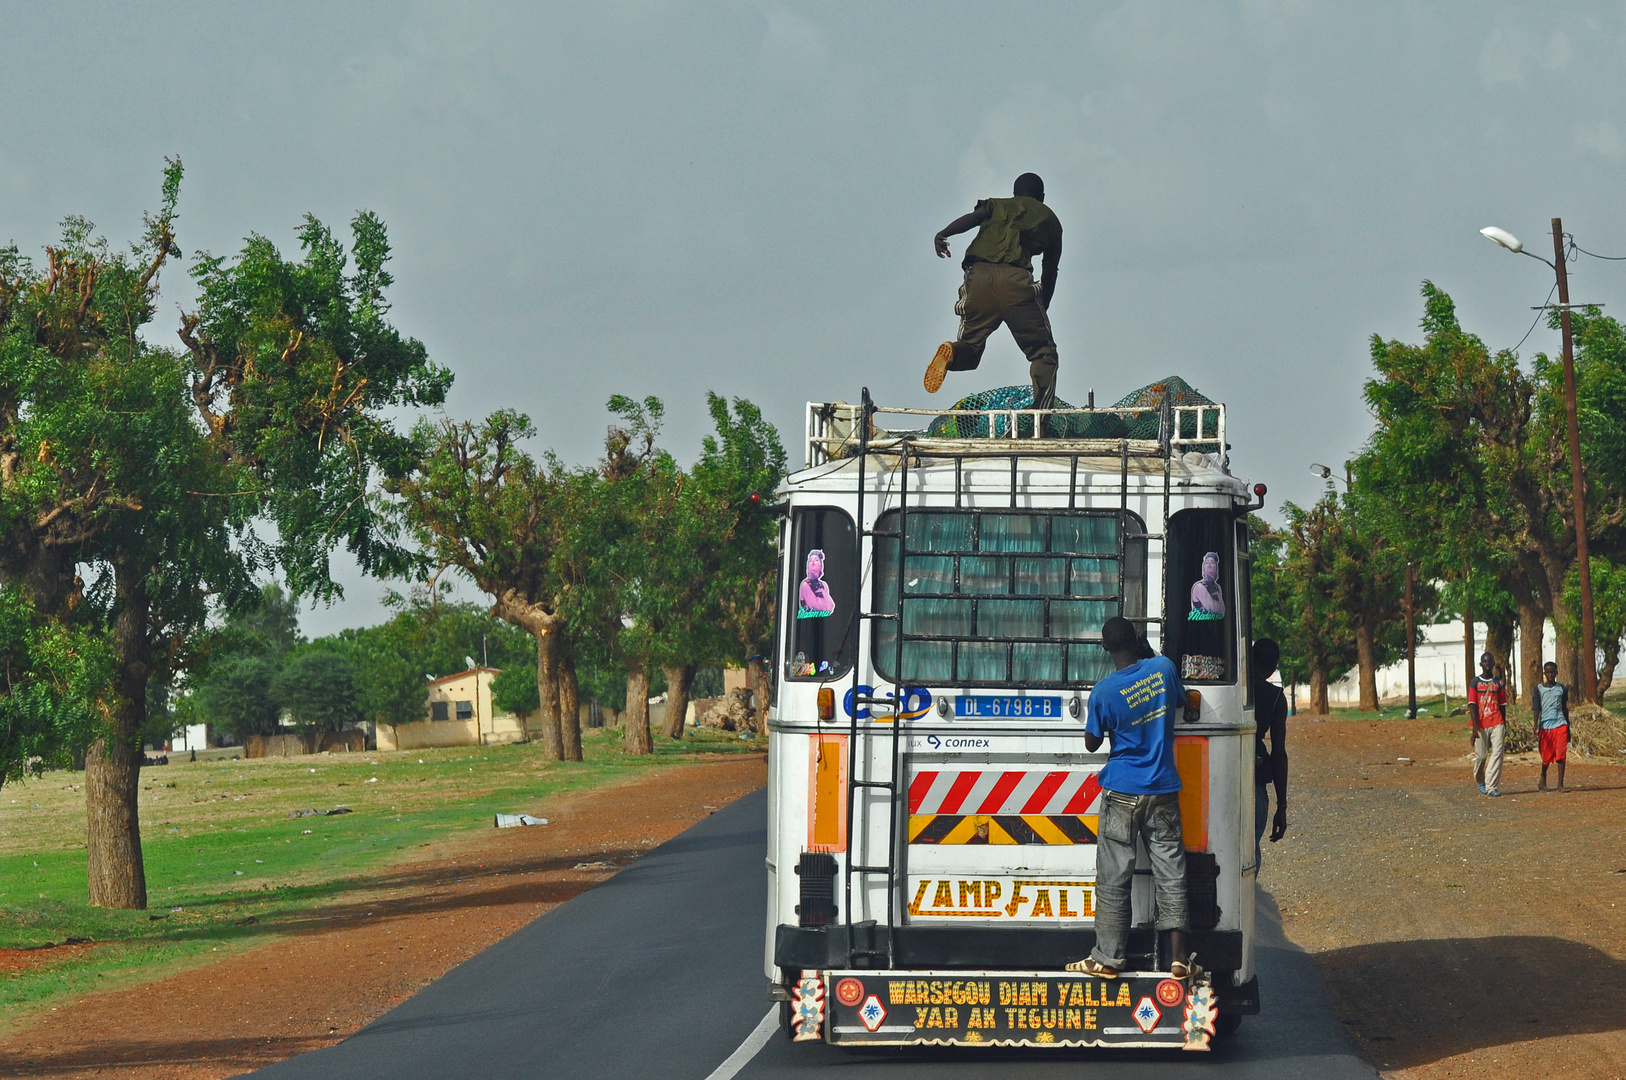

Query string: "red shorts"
[[1539, 725, 1568, 764]]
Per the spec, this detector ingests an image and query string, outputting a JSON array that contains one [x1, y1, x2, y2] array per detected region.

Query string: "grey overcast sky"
[[5, 2, 1626, 635]]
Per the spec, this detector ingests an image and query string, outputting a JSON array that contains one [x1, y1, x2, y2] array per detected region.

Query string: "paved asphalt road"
[[247, 788, 1376, 1080]]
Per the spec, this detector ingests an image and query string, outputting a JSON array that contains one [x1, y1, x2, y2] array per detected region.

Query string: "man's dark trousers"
[[949, 260, 1060, 407]]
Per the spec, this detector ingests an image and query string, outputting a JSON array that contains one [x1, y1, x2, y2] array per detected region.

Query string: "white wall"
[[1289, 618, 1624, 708]]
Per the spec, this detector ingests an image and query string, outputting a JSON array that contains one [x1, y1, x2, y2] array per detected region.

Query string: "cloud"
[[1576, 117, 1624, 158]]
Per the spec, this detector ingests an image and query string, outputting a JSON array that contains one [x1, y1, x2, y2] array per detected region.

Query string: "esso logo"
[[843, 685, 932, 720]]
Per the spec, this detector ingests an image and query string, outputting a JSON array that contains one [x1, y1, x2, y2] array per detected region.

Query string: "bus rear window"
[[871, 510, 1146, 687], [1164, 509, 1236, 683], [783, 508, 858, 681]]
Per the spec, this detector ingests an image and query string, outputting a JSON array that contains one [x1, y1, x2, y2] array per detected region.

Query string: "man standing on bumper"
[[1067, 617, 1192, 979], [926, 172, 1062, 408]]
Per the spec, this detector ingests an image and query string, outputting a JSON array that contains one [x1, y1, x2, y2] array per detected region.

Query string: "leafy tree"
[[0, 587, 114, 788], [646, 394, 784, 738], [393, 413, 583, 760], [1561, 557, 1626, 698], [0, 163, 449, 907], [492, 662, 540, 717], [276, 650, 360, 732], [1247, 515, 1308, 695], [1360, 283, 1626, 699], [555, 396, 675, 754], [193, 654, 282, 739], [345, 643, 429, 739], [1277, 494, 1358, 713]]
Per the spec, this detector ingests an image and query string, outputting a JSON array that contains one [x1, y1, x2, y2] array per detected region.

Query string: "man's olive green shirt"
[[961, 196, 1063, 274]]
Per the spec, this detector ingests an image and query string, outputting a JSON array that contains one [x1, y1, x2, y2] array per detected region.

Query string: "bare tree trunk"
[[662, 664, 695, 740], [1354, 622, 1379, 711], [623, 662, 653, 754], [533, 630, 563, 760], [1554, 630, 1579, 701], [746, 655, 771, 732], [1486, 615, 1516, 701], [1599, 642, 1620, 699], [492, 590, 565, 760], [85, 734, 146, 909], [1309, 667, 1328, 715], [1516, 595, 1544, 709], [558, 654, 582, 762], [88, 561, 151, 909]]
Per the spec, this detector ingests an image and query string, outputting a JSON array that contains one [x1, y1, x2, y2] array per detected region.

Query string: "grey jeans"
[[1090, 790, 1189, 971]]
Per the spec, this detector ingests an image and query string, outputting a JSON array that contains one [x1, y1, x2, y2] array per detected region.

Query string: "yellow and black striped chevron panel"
[[908, 813, 1099, 845]]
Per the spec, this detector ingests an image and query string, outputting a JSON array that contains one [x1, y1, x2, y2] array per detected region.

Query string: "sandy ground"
[[4, 719, 1621, 1079], [0, 755, 767, 1079], [1266, 716, 1626, 1080]]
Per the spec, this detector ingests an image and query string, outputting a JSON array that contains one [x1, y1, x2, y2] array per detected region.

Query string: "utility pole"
[[1553, 218, 1598, 702], [1405, 563, 1417, 718]]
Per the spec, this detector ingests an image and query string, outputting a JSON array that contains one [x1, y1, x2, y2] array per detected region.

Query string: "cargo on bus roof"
[[927, 376, 1219, 441]]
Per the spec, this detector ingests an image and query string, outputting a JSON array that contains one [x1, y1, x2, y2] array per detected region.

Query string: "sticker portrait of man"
[[1189, 551, 1225, 621], [798, 548, 836, 619]]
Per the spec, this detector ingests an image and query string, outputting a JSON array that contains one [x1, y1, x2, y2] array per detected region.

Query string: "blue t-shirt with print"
[[1085, 655, 1184, 795], [1534, 683, 1569, 729]]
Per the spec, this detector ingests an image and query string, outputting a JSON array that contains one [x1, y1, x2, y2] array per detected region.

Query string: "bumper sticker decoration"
[[793, 974, 825, 1042], [858, 995, 888, 1032], [1182, 983, 1217, 1051], [1132, 996, 1162, 1034], [834, 977, 864, 1007]]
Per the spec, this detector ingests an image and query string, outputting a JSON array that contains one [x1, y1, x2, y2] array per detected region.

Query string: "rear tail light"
[[817, 687, 835, 720]]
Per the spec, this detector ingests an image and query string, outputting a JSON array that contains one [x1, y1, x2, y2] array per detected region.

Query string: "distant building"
[[1294, 618, 1621, 709], [377, 667, 528, 751]]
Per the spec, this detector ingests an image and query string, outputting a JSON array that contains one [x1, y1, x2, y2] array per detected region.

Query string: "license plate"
[[954, 695, 1062, 719], [821, 969, 1208, 1048]]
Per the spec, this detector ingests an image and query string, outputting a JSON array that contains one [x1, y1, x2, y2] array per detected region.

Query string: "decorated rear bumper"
[[792, 969, 1218, 1050]]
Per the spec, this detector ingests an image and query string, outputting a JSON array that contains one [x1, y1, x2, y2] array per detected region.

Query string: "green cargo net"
[[925, 376, 1219, 442]]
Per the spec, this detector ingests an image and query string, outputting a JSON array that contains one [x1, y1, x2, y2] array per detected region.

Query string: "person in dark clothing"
[[927, 172, 1063, 409], [1251, 639, 1289, 871]]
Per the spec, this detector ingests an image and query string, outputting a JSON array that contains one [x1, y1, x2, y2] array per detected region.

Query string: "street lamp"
[[1481, 221, 1597, 701]]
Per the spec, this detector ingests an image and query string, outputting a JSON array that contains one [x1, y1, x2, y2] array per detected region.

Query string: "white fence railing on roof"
[[803, 400, 1225, 468]]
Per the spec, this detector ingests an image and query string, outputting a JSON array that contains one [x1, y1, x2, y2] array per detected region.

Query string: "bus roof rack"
[[804, 397, 1226, 468]]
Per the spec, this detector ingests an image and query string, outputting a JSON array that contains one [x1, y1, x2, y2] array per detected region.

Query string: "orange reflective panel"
[[1172, 735, 1209, 851], [808, 734, 849, 852]]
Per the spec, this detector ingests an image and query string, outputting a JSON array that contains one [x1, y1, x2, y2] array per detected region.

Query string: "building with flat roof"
[[377, 667, 529, 751]]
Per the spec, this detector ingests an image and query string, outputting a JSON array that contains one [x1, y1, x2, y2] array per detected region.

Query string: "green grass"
[[0, 726, 761, 1019]]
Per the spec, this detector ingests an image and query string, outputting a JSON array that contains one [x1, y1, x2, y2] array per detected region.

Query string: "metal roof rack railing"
[[804, 399, 1225, 468]]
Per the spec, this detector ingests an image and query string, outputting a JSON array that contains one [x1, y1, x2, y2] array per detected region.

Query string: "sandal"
[[1064, 957, 1118, 978], [1169, 954, 1201, 980]]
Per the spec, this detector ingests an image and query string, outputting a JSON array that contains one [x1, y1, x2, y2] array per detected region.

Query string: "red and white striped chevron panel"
[[908, 770, 1103, 816]]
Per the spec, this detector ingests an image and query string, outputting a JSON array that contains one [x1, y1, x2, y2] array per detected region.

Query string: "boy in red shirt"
[[1467, 651, 1507, 798]]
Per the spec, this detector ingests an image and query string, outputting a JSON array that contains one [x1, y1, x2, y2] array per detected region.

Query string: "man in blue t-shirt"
[[1066, 617, 1192, 979]]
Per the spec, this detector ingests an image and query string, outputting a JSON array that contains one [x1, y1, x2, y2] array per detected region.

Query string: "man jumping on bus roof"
[[1067, 616, 1193, 980], [926, 172, 1062, 409]]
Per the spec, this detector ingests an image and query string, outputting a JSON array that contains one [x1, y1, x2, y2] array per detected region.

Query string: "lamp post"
[[1480, 222, 1597, 701]]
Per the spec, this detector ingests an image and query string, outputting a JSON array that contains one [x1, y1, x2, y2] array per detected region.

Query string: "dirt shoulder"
[[0, 754, 766, 1080], [1267, 715, 1626, 1079]]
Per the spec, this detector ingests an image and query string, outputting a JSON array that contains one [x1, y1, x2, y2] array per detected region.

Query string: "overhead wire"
[[1510, 279, 1559, 356], [1572, 243, 1626, 262]]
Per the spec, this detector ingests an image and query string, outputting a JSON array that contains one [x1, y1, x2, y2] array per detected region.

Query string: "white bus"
[[764, 387, 1265, 1051]]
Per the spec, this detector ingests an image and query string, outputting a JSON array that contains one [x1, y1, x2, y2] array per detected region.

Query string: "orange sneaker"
[[924, 342, 953, 393]]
